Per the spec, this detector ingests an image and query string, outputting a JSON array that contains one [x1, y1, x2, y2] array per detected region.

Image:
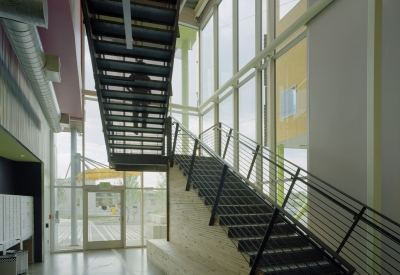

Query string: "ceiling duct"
[[0, 0, 48, 28], [0, 0, 64, 133]]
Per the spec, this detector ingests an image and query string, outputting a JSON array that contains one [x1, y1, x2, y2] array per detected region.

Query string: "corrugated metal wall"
[[0, 25, 51, 162], [0, 24, 52, 258]]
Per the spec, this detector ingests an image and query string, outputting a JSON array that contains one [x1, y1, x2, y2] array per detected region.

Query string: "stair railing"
[[169, 117, 356, 275], [199, 121, 400, 275]]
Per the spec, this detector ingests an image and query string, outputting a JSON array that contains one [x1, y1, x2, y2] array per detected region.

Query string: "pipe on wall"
[[0, 0, 64, 133]]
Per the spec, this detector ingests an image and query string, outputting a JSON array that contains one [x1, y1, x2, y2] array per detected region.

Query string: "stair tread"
[[94, 40, 172, 62], [88, 0, 177, 26], [108, 135, 163, 142], [90, 18, 174, 45], [96, 58, 171, 77], [98, 75, 168, 91], [105, 115, 164, 124], [257, 259, 339, 273], [110, 144, 162, 150], [107, 125, 163, 133], [103, 102, 166, 113], [101, 90, 168, 103]]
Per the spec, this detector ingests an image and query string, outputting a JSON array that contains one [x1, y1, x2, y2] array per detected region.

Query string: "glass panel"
[[279, 0, 301, 20], [276, 39, 307, 157], [276, 0, 307, 36], [173, 25, 198, 107], [202, 108, 214, 133], [54, 187, 83, 250], [275, 38, 307, 218], [143, 172, 165, 188], [144, 188, 167, 244], [200, 17, 214, 104], [56, 132, 83, 187], [262, 0, 267, 40], [126, 187, 142, 247], [238, 0, 255, 71], [88, 192, 121, 242], [239, 78, 256, 140], [188, 115, 199, 136], [219, 94, 233, 128], [84, 36, 95, 91], [84, 99, 125, 186], [218, 0, 233, 87]]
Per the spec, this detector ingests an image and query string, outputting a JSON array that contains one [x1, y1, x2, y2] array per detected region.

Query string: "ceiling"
[[0, 127, 40, 163]]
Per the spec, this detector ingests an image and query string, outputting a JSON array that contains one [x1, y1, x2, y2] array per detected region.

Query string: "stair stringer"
[[168, 165, 251, 275]]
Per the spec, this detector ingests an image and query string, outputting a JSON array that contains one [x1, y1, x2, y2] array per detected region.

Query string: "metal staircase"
[[82, 0, 180, 170], [169, 117, 400, 275]]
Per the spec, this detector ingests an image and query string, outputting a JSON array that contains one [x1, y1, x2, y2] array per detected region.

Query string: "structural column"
[[255, 0, 263, 187], [267, 0, 277, 201], [367, 0, 382, 273], [70, 128, 78, 246], [182, 39, 190, 154]]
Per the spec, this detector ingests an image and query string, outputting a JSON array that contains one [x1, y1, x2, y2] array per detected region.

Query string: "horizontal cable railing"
[[198, 122, 400, 275], [169, 117, 356, 275]]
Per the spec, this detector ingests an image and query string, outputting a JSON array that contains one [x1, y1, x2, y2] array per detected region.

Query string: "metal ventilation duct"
[[0, 0, 48, 28], [0, 0, 64, 133]]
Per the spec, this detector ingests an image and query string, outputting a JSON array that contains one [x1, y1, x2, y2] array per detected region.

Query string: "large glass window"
[[84, 36, 95, 91], [218, 0, 233, 87], [219, 94, 233, 128], [54, 131, 83, 251], [239, 78, 256, 140], [202, 108, 214, 133], [172, 25, 198, 107], [200, 17, 214, 104], [143, 172, 167, 245], [238, 0, 255, 71], [276, 0, 307, 36], [275, 38, 307, 218]]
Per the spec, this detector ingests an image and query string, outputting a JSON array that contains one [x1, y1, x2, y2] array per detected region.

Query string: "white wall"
[[308, 0, 368, 203], [381, 0, 400, 228]]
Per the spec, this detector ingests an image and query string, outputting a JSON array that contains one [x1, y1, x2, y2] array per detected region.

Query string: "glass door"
[[85, 191, 123, 249]]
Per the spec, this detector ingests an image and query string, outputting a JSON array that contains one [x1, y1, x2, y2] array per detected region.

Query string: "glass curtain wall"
[[218, 0, 233, 87], [54, 131, 83, 251], [200, 16, 214, 104], [197, 1, 309, 206], [238, 0, 255, 73]]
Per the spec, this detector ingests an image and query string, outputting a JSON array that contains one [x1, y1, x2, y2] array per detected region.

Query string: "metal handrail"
[[203, 122, 400, 229], [169, 117, 356, 275], [199, 121, 400, 275]]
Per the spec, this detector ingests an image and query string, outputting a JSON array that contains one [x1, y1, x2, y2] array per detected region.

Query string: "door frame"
[[83, 188, 125, 250]]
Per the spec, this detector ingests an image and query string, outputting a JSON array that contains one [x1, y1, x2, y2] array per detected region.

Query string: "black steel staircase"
[[174, 155, 351, 275], [82, 0, 180, 170], [169, 117, 400, 275]]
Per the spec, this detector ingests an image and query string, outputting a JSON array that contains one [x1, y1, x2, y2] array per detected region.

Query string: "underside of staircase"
[[173, 155, 351, 275], [82, 0, 179, 170]]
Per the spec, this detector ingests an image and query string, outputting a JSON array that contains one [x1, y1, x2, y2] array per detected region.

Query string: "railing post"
[[249, 209, 280, 275], [165, 117, 172, 156], [185, 139, 198, 191], [170, 122, 179, 167], [247, 145, 260, 180], [281, 168, 301, 208], [222, 129, 233, 160], [217, 123, 222, 156], [336, 206, 367, 254], [250, 168, 300, 275], [209, 165, 228, 226]]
